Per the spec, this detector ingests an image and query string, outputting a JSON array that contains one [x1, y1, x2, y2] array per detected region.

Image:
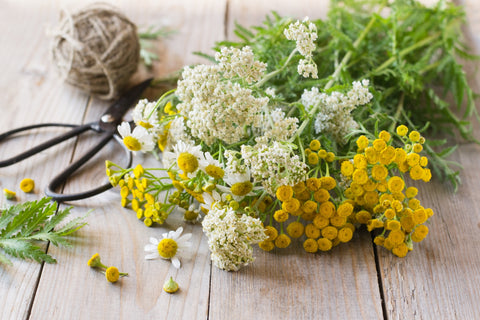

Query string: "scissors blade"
[[98, 78, 153, 132]]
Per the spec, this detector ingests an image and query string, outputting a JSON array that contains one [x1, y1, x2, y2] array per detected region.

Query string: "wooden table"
[[1, 0, 479, 319]]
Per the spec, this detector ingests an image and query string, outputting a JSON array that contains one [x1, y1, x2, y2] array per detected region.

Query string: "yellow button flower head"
[[409, 130, 421, 142], [274, 234, 291, 248], [144, 227, 192, 268], [264, 226, 279, 241], [317, 238, 333, 251], [313, 214, 329, 229], [409, 165, 425, 180], [320, 176, 336, 190], [379, 130, 391, 142], [20, 178, 35, 193], [276, 185, 293, 202], [396, 125, 408, 137], [303, 238, 318, 253], [286, 221, 304, 238], [387, 176, 405, 193], [305, 223, 321, 238], [274, 209, 289, 222], [411, 225, 429, 242], [356, 135, 369, 150], [338, 227, 353, 243], [313, 188, 330, 203], [309, 139, 321, 151], [337, 202, 354, 217], [341, 161, 354, 177], [259, 240, 275, 251], [392, 243, 409, 257], [355, 210, 372, 224], [321, 226, 338, 240], [308, 152, 319, 165], [319, 201, 336, 218], [371, 164, 388, 181]]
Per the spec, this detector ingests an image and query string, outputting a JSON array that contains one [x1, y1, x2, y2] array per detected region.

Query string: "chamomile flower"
[[144, 227, 192, 269], [200, 190, 223, 213], [118, 122, 155, 153], [178, 203, 201, 223], [163, 141, 208, 177], [217, 168, 259, 201], [203, 152, 225, 179]]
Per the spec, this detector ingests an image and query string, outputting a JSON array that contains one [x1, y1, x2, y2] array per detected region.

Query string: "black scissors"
[[0, 78, 152, 202]]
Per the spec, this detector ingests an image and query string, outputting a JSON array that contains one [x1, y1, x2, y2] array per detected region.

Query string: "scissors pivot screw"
[[101, 114, 115, 123]]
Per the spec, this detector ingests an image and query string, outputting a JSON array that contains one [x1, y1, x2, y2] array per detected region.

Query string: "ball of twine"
[[50, 3, 140, 100]]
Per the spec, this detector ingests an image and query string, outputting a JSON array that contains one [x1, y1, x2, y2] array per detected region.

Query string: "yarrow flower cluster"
[[241, 141, 308, 195], [107, 14, 440, 272], [215, 46, 267, 83], [301, 80, 373, 143], [176, 64, 269, 145], [202, 205, 267, 271], [284, 17, 318, 78]]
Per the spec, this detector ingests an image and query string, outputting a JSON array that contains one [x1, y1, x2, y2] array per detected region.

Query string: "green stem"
[[256, 48, 298, 87], [325, 1, 386, 89], [370, 33, 441, 76], [389, 93, 405, 132]]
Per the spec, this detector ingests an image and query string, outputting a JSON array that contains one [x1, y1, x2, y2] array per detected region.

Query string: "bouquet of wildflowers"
[[106, 0, 477, 271]]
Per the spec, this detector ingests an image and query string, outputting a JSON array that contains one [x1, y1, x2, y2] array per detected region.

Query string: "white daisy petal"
[[144, 244, 157, 252], [177, 233, 192, 243], [171, 257, 181, 269], [149, 237, 159, 245], [145, 252, 159, 260]]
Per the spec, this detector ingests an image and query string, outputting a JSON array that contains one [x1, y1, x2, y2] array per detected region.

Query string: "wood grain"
[[0, 2, 90, 319], [1, 0, 480, 319], [207, 2, 383, 319], [25, 0, 226, 319]]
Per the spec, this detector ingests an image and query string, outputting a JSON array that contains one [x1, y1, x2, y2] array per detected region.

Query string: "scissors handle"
[[45, 133, 132, 202], [0, 123, 92, 167]]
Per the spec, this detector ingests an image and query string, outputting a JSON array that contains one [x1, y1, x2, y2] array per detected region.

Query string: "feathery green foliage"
[[209, 0, 479, 191], [0, 198, 87, 266]]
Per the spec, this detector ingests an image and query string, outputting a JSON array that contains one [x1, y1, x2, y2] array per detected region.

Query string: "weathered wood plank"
[[377, 1, 480, 318], [27, 0, 226, 319], [208, 2, 384, 319], [0, 2, 90, 320]]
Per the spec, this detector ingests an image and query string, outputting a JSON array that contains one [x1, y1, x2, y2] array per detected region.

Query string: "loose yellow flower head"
[[105, 266, 121, 283], [19, 178, 35, 193], [87, 253, 106, 269], [3, 189, 16, 200], [163, 276, 179, 293], [396, 125, 408, 137], [177, 152, 199, 174]]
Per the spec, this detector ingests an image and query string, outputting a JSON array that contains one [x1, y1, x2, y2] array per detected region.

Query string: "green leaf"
[[0, 197, 86, 266]]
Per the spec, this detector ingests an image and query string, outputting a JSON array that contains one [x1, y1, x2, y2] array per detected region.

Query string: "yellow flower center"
[[230, 181, 253, 196], [157, 238, 178, 259], [123, 136, 142, 151], [177, 152, 199, 173], [205, 165, 225, 179], [138, 121, 153, 129]]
